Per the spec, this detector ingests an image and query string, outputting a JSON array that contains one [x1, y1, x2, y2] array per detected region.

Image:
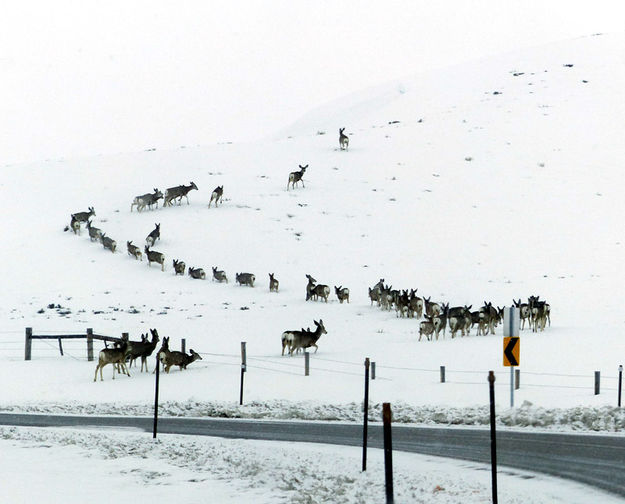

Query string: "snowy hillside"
[[1, 32, 624, 430]]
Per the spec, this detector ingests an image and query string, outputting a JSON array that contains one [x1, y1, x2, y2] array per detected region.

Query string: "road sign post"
[[503, 307, 520, 408]]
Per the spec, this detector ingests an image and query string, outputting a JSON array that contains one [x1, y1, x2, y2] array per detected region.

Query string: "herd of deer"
[[93, 329, 203, 381], [368, 279, 551, 340]]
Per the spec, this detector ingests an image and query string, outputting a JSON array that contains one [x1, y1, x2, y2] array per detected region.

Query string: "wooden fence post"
[[515, 369, 520, 390], [371, 361, 376, 380], [595, 371, 601, 395], [87, 328, 94, 361], [181, 338, 186, 354], [25, 327, 32, 361], [440, 365, 446, 383], [383, 403, 394, 504], [304, 351, 310, 376]]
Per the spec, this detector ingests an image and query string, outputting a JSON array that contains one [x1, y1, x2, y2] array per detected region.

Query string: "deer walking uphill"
[[208, 185, 223, 208], [212, 267, 228, 283], [146, 223, 160, 247], [131, 188, 163, 212], [287, 165, 307, 190], [145, 246, 165, 271], [164, 182, 198, 206], [339, 128, 349, 151]]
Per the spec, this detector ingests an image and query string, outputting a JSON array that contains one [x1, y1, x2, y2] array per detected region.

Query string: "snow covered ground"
[[1, 32, 624, 502]]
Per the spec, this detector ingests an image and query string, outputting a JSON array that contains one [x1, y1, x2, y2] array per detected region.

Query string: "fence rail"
[[24, 327, 124, 362]]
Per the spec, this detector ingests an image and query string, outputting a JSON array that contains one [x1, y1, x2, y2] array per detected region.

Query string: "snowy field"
[[1, 32, 624, 502]]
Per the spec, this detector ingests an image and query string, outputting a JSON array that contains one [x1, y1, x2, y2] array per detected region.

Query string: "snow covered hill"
[[1, 32, 624, 429]]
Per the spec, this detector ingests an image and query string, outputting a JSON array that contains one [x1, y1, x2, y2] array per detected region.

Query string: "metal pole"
[[153, 354, 160, 438], [488, 371, 498, 504], [240, 342, 247, 406], [619, 365, 623, 407], [510, 366, 514, 407], [362, 358, 370, 471], [383, 402, 394, 504]]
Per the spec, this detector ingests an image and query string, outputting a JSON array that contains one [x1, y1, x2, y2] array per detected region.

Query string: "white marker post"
[[503, 307, 520, 407]]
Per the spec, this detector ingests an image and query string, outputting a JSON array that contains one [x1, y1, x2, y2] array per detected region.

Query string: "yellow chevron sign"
[[503, 337, 520, 366]]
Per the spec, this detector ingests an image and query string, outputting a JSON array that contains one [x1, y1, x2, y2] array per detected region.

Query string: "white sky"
[[1, 0, 622, 164]]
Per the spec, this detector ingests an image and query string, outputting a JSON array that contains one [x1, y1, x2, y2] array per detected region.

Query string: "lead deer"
[[208, 185, 223, 208], [164, 182, 198, 206], [94, 338, 130, 381], [339, 128, 349, 150], [287, 165, 307, 190]]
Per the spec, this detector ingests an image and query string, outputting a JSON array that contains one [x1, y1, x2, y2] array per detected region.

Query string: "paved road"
[[1, 413, 624, 497]]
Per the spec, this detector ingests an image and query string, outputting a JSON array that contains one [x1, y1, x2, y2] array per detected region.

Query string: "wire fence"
[[3, 329, 621, 398]]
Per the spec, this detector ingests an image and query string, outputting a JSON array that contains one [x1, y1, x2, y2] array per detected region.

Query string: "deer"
[[528, 295, 550, 332], [334, 286, 350, 304], [164, 182, 198, 206], [269, 273, 279, 292], [481, 301, 499, 335], [212, 267, 228, 283], [101, 234, 117, 253], [127, 241, 142, 260], [144, 246, 165, 271], [305, 274, 317, 301], [339, 128, 349, 150], [287, 319, 327, 356], [208, 185, 223, 208], [94, 337, 130, 381], [68, 214, 81, 235], [189, 267, 206, 279], [86, 220, 103, 242], [131, 189, 163, 212], [424, 296, 441, 317], [287, 164, 307, 190], [419, 315, 435, 341], [173, 259, 186, 275], [408, 289, 423, 319], [154, 336, 170, 373], [146, 223, 160, 247], [236, 272, 255, 287], [160, 343, 203, 373], [125, 328, 160, 372], [308, 283, 330, 302], [433, 303, 450, 339], [72, 207, 95, 223], [368, 286, 381, 306]]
